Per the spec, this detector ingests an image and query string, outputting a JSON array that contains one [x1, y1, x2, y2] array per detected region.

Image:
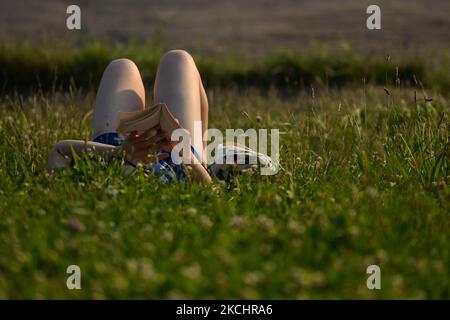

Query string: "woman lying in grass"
[[47, 50, 276, 184], [47, 50, 212, 184]]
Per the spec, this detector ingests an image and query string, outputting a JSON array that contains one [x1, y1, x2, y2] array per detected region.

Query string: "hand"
[[121, 127, 173, 163]]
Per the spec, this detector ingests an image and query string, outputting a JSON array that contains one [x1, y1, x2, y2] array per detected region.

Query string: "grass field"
[[1, 83, 449, 298], [0, 0, 449, 301]]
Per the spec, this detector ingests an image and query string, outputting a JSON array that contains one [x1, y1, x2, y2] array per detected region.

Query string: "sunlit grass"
[[0, 86, 449, 299]]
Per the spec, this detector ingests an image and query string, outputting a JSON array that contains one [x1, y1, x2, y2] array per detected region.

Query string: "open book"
[[116, 103, 181, 134]]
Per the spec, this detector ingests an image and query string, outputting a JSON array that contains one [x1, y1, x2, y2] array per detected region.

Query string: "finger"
[[134, 133, 167, 149], [126, 131, 139, 141], [158, 141, 173, 151], [133, 150, 152, 162], [131, 129, 158, 143], [143, 127, 160, 138], [133, 149, 160, 163], [140, 138, 173, 156]]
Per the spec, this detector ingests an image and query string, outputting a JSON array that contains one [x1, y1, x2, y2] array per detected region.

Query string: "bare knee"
[[159, 50, 196, 69], [104, 58, 139, 75]]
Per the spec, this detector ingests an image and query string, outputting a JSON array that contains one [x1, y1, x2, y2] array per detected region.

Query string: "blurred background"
[[1, 0, 449, 54], [0, 0, 449, 93]]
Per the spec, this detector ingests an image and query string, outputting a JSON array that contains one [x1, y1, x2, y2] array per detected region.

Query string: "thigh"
[[92, 59, 146, 139], [153, 50, 204, 160]]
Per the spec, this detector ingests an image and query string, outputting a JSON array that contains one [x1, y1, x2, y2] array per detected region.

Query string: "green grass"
[[0, 85, 449, 299], [1, 41, 450, 93]]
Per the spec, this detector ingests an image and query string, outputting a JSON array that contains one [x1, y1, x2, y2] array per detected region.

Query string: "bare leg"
[[199, 78, 209, 152], [47, 59, 146, 172], [46, 140, 117, 172], [153, 50, 208, 163], [93, 58, 145, 139]]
